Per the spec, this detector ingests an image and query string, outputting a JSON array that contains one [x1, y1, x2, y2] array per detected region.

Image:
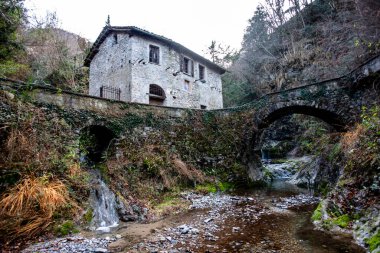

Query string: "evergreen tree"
[[242, 6, 270, 51], [105, 15, 111, 26], [0, 0, 25, 61]]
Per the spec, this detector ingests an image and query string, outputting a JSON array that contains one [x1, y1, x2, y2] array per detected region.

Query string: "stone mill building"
[[84, 26, 225, 109]]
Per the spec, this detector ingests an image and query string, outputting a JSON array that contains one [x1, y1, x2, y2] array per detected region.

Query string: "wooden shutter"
[[191, 60, 194, 77], [149, 47, 153, 62], [180, 55, 184, 72]]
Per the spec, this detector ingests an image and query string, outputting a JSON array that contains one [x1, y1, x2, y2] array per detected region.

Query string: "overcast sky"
[[25, 0, 261, 57]]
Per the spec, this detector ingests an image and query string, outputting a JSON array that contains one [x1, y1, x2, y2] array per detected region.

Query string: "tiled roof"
[[84, 26, 226, 74]]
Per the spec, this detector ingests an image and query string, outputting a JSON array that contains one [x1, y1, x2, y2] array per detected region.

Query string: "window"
[[184, 80, 191, 92], [181, 56, 194, 77], [198, 64, 205, 80], [149, 45, 160, 64], [100, 86, 121, 100], [112, 34, 118, 45], [149, 84, 165, 98], [149, 84, 165, 105]]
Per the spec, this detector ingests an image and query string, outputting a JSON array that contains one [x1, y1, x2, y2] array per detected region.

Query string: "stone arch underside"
[[80, 125, 116, 164], [257, 105, 347, 132], [252, 105, 346, 154]]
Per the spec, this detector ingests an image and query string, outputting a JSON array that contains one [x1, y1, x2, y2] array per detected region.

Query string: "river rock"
[[94, 248, 108, 253]]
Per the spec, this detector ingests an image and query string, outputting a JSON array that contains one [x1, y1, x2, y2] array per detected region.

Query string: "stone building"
[[84, 26, 225, 109]]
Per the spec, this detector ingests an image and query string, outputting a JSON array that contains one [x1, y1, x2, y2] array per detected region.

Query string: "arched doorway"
[[148, 84, 166, 106]]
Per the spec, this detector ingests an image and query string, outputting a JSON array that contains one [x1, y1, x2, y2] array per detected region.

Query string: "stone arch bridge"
[[0, 54, 379, 167]]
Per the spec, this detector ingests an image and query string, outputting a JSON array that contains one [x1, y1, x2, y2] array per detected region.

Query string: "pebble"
[[94, 248, 108, 253], [22, 192, 319, 253], [21, 236, 116, 253]]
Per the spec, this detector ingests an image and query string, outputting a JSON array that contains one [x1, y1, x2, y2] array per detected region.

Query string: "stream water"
[[89, 171, 119, 232], [114, 161, 365, 252], [21, 161, 366, 253]]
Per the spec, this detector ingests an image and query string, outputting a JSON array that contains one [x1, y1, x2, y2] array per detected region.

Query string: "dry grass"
[[5, 128, 36, 163], [172, 157, 205, 183], [0, 177, 72, 239], [341, 124, 365, 152]]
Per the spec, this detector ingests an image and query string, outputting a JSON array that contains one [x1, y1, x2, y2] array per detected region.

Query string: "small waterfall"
[[89, 171, 119, 232], [261, 149, 270, 162]]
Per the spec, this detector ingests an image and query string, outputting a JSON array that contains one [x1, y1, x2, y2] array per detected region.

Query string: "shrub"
[[0, 177, 73, 239], [365, 231, 380, 252], [83, 208, 93, 223], [332, 214, 351, 228], [195, 183, 217, 194], [312, 202, 323, 221], [54, 220, 79, 236]]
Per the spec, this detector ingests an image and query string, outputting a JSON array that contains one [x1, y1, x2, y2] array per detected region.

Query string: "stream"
[[22, 160, 366, 253], [111, 180, 364, 253]]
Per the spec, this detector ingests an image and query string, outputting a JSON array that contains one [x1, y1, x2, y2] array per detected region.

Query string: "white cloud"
[[25, 0, 260, 57]]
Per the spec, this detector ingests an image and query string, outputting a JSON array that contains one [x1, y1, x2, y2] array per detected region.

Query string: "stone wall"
[[0, 82, 256, 185], [89, 34, 132, 101], [1, 53, 379, 184]]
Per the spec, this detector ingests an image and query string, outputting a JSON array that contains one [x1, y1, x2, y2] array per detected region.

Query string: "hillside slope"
[[223, 0, 380, 106]]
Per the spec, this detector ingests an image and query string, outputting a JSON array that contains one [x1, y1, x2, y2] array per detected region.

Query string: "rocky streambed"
[[22, 177, 365, 253]]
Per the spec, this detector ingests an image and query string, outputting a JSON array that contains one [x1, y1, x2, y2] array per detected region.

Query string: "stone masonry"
[[85, 26, 225, 109]]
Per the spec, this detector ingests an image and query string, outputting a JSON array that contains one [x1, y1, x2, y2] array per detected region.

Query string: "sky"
[[24, 0, 261, 58]]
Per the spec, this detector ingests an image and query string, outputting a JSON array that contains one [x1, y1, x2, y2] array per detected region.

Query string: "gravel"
[[21, 236, 117, 253]]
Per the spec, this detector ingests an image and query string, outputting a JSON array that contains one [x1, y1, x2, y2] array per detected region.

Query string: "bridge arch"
[[253, 104, 347, 154], [257, 105, 347, 132], [79, 125, 116, 164]]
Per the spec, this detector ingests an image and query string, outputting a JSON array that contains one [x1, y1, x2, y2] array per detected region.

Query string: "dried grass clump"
[[172, 158, 205, 183], [0, 177, 72, 239], [5, 127, 37, 163], [341, 124, 365, 152]]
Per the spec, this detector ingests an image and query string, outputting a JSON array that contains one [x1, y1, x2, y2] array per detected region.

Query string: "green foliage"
[[0, 0, 25, 61], [205, 40, 238, 68], [0, 60, 29, 78], [263, 167, 274, 181], [328, 143, 341, 162], [331, 214, 351, 228], [317, 181, 330, 197], [195, 183, 217, 193], [83, 209, 93, 223], [195, 181, 234, 194], [321, 219, 333, 230], [54, 220, 78, 236], [142, 157, 161, 177], [222, 72, 258, 107], [361, 106, 380, 136], [345, 106, 380, 170], [121, 113, 145, 130], [311, 202, 323, 221], [155, 197, 181, 209], [243, 5, 270, 49], [96, 164, 109, 182], [217, 181, 234, 192], [365, 230, 380, 252]]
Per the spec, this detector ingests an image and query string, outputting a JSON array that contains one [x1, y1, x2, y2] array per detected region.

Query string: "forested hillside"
[[0, 2, 89, 93], [223, 0, 380, 106]]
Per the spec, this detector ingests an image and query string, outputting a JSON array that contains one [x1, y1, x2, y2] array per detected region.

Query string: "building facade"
[[84, 26, 225, 109]]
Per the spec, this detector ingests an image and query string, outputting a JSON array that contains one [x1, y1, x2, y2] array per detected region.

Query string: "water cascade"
[[89, 171, 119, 232], [79, 125, 119, 232]]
